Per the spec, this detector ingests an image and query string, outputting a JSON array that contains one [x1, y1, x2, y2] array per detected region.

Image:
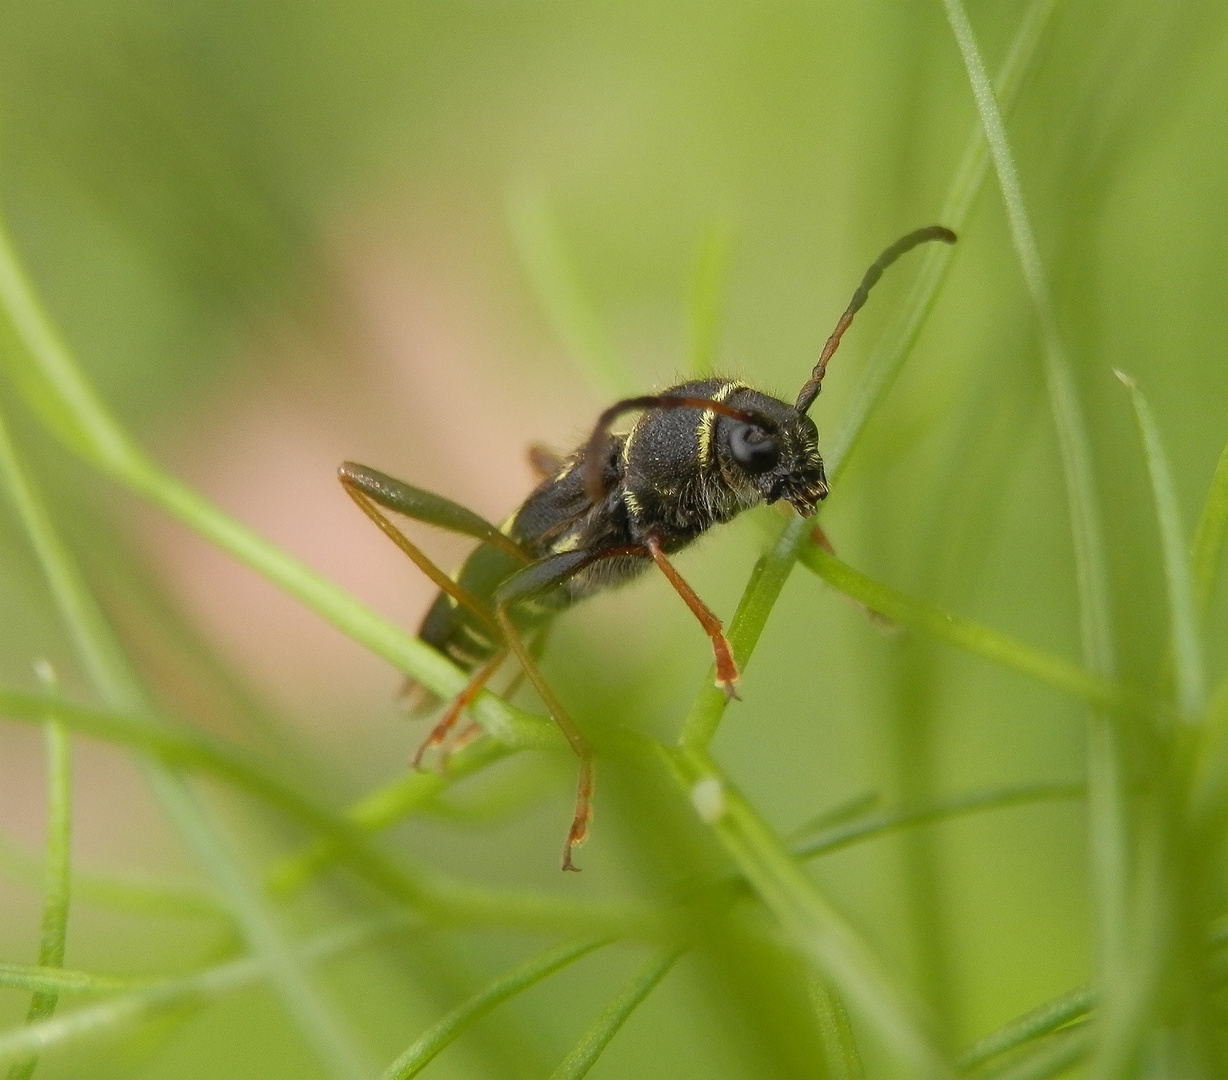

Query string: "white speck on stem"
[[691, 776, 725, 823]]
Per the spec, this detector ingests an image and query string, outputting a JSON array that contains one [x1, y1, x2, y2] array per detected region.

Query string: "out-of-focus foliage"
[[1, 0, 1227, 1077]]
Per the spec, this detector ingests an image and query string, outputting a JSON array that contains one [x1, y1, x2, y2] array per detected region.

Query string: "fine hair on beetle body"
[[338, 223, 956, 870]]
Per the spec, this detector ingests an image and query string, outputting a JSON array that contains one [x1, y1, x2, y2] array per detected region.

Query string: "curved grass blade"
[[0, 915, 413, 1070], [1191, 436, 1228, 616], [548, 949, 680, 1080], [7, 679, 72, 1080], [800, 544, 1137, 716], [506, 187, 633, 396], [688, 219, 733, 378], [957, 986, 1094, 1070], [1117, 371, 1206, 719], [938, 8, 1129, 1077], [792, 783, 1084, 862], [380, 938, 608, 1080]]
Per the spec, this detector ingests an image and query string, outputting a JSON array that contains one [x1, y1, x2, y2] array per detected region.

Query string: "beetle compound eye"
[[728, 424, 780, 474]]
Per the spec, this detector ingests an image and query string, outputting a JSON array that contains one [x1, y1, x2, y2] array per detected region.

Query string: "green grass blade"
[[792, 783, 1083, 861], [1191, 436, 1228, 617], [938, 8, 1129, 1076], [0, 915, 413, 1069], [380, 938, 608, 1080], [671, 747, 950, 1079], [506, 188, 634, 395], [548, 949, 680, 1080], [1117, 371, 1206, 718], [980, 1024, 1092, 1080], [0, 965, 134, 997], [810, 978, 866, 1080], [688, 219, 733, 378], [6, 685, 73, 1080], [788, 790, 882, 841], [799, 544, 1138, 716], [956, 986, 1094, 1070]]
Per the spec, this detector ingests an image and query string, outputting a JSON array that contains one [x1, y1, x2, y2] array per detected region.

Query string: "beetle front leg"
[[646, 536, 740, 701]]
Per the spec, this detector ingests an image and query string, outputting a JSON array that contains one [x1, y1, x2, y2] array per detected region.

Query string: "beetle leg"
[[646, 536, 740, 700], [412, 648, 508, 769], [495, 545, 648, 870]]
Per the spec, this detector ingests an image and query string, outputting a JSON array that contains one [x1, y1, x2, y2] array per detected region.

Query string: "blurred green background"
[[1, 0, 1227, 1077]]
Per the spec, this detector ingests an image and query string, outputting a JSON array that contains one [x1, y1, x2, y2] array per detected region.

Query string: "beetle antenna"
[[583, 394, 778, 503], [795, 225, 956, 415]]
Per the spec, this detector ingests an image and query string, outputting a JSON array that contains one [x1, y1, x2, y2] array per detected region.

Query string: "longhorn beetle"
[[340, 224, 955, 870]]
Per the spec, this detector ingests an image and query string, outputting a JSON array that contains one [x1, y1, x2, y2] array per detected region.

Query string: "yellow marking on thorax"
[[622, 489, 643, 518], [697, 381, 748, 468]]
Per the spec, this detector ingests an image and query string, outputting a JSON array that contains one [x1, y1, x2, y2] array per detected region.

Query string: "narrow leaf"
[[549, 950, 680, 1080], [1191, 435, 1228, 616], [800, 544, 1136, 716], [957, 986, 1093, 1070], [381, 938, 608, 1080], [6, 689, 73, 1080], [1117, 370, 1207, 718], [793, 783, 1083, 862]]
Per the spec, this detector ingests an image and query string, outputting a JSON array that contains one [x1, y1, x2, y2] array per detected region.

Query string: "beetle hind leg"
[[412, 649, 508, 769]]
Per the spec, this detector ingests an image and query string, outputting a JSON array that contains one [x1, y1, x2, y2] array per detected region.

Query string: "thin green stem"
[[1191, 435, 1228, 617], [938, 7, 1129, 1077], [0, 964, 134, 996], [792, 782, 1083, 862], [0, 915, 414, 1069], [1118, 371, 1206, 718], [670, 746, 950, 1079], [6, 690, 72, 1080], [380, 938, 609, 1080], [548, 949, 680, 1080], [980, 1025, 1092, 1080], [811, 977, 866, 1080], [800, 544, 1140, 717], [957, 986, 1094, 1070]]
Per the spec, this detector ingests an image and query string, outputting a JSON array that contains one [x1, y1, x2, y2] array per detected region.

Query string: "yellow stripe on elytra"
[[697, 381, 747, 468]]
